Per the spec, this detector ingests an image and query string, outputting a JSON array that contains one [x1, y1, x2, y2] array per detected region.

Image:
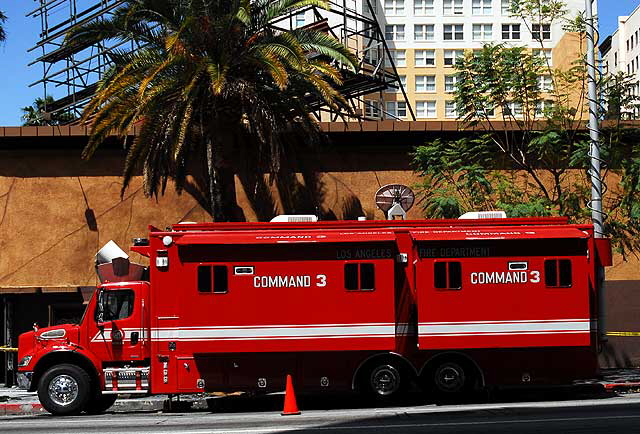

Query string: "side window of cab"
[[96, 289, 135, 322]]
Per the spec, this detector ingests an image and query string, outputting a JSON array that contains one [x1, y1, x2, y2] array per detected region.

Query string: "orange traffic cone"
[[281, 374, 301, 415]]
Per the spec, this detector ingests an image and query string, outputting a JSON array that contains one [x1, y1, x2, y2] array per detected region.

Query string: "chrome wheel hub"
[[48, 374, 79, 406], [371, 365, 400, 396]]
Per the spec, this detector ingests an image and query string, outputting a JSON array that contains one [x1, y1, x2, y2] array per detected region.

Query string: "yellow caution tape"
[[0, 346, 18, 352], [607, 332, 640, 337]]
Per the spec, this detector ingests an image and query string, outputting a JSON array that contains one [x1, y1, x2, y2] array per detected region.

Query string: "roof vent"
[[270, 215, 318, 223], [459, 211, 507, 220]]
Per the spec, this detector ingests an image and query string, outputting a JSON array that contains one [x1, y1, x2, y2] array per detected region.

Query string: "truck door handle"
[[131, 331, 139, 345]]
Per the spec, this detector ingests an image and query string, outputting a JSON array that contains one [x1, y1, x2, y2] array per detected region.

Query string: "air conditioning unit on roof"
[[270, 215, 318, 223], [459, 211, 507, 220]]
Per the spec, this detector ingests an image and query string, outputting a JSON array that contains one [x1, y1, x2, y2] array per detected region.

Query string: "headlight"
[[18, 355, 32, 367]]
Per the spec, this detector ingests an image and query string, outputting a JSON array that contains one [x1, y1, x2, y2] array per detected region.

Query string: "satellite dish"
[[375, 184, 415, 220]]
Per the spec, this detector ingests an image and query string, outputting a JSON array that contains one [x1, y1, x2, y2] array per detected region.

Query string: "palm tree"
[[0, 11, 7, 42], [22, 96, 77, 126], [65, 0, 357, 221]]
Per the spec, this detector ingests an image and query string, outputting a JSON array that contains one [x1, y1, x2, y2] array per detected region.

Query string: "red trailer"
[[16, 216, 612, 415]]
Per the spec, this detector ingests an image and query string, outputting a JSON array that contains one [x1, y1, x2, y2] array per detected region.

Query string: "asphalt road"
[[2, 394, 640, 434]]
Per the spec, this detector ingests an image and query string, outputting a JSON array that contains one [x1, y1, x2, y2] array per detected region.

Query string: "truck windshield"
[[95, 289, 135, 322]]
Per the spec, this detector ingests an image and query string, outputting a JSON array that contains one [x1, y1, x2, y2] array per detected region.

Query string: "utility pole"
[[585, 0, 606, 342]]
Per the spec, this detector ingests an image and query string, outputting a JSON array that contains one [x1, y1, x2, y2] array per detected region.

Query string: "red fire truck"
[[17, 215, 612, 415]]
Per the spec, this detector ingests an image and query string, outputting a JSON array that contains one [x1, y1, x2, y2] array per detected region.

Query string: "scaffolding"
[[28, 0, 412, 122]]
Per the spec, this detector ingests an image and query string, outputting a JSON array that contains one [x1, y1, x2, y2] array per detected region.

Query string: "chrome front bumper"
[[16, 372, 33, 390]]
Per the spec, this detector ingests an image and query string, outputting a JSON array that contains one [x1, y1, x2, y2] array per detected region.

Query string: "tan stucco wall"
[[0, 145, 637, 288]]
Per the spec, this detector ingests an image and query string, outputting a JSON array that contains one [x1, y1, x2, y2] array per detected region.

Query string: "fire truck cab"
[[17, 216, 612, 415]]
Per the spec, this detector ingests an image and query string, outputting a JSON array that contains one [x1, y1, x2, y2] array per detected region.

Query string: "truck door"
[[86, 282, 150, 363]]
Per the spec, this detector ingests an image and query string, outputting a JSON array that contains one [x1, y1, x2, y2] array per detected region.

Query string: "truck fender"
[[419, 351, 486, 388], [30, 349, 102, 393], [351, 352, 418, 390]]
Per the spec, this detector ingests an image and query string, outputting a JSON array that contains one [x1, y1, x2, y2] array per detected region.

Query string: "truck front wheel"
[[38, 364, 91, 415]]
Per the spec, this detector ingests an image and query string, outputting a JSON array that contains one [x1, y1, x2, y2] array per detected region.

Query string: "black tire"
[[37, 364, 92, 416], [424, 359, 475, 402], [360, 361, 408, 402], [84, 393, 117, 414]]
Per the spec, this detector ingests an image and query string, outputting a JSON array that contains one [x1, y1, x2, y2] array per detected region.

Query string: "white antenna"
[[375, 184, 415, 220]]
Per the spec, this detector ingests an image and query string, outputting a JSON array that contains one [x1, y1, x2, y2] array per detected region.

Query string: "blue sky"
[[0, 0, 638, 125]]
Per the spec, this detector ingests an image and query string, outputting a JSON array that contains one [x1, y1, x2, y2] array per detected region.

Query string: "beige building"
[[358, 0, 592, 120]]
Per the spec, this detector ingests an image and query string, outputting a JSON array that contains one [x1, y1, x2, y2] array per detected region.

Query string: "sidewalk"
[[1, 369, 639, 417], [0, 388, 212, 416]]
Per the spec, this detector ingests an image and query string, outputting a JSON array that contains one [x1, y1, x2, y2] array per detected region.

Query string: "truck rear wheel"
[[84, 393, 117, 414], [424, 359, 476, 402], [361, 361, 407, 401], [38, 364, 91, 416]]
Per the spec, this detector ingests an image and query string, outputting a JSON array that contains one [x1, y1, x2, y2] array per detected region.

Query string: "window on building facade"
[[444, 49, 464, 66], [504, 101, 523, 117], [477, 103, 496, 117], [445, 100, 458, 118], [416, 101, 437, 118], [364, 100, 382, 118], [443, 0, 464, 15], [385, 24, 405, 40], [532, 23, 551, 41], [295, 12, 305, 28], [414, 24, 435, 41], [445, 75, 458, 92], [444, 24, 464, 40], [384, 0, 405, 15], [532, 49, 552, 66], [415, 49, 436, 66], [387, 75, 407, 92], [535, 100, 554, 116], [386, 101, 407, 118], [472, 24, 493, 41], [386, 49, 406, 67], [416, 75, 436, 92], [414, 0, 435, 15], [472, 0, 492, 15], [538, 75, 553, 92], [501, 0, 511, 15], [502, 23, 521, 40]]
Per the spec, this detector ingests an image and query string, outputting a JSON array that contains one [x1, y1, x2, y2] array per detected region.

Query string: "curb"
[[0, 403, 46, 416]]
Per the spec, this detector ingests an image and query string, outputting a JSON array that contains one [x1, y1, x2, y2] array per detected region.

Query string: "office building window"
[[444, 49, 465, 66], [364, 100, 382, 118], [415, 49, 436, 66], [504, 101, 523, 117], [444, 24, 464, 40], [472, 0, 492, 15], [443, 0, 464, 15], [472, 24, 493, 40], [384, 0, 405, 15], [501, 0, 512, 15], [445, 75, 458, 92], [416, 101, 437, 118], [533, 49, 552, 66], [385, 24, 405, 40], [415, 24, 435, 41], [386, 101, 407, 118], [532, 23, 551, 41], [414, 0, 435, 15], [386, 49, 406, 67], [415, 75, 436, 92], [538, 75, 553, 92], [502, 23, 521, 40], [445, 101, 458, 118]]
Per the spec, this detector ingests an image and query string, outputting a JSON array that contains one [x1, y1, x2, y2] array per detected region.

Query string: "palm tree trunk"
[[206, 137, 226, 221]]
